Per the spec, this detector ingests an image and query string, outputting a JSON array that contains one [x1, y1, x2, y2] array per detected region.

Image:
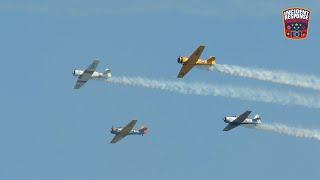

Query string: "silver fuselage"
[[111, 128, 145, 136], [224, 116, 261, 125], [73, 69, 112, 79]]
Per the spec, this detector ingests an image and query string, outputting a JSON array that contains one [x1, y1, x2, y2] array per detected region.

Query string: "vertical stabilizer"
[[103, 68, 112, 78], [253, 114, 261, 121], [206, 56, 216, 64], [139, 126, 148, 135]]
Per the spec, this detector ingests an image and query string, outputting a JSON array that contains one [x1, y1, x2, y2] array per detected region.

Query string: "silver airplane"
[[110, 120, 148, 144], [223, 110, 261, 131], [73, 59, 111, 89]]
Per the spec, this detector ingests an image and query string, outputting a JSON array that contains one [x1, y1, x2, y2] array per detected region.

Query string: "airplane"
[[73, 59, 112, 89], [177, 45, 216, 78], [110, 120, 148, 144], [223, 110, 261, 131]]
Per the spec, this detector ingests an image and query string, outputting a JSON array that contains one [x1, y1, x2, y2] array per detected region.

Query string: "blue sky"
[[0, 1, 319, 180]]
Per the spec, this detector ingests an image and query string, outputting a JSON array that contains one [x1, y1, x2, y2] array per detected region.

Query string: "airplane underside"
[[195, 65, 215, 71]]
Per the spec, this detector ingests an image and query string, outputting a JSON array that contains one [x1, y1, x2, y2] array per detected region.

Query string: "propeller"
[[177, 56, 182, 63]]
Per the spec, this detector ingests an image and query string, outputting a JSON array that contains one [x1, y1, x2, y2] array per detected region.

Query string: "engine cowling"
[[177, 56, 188, 64], [177, 56, 182, 64], [73, 69, 84, 76]]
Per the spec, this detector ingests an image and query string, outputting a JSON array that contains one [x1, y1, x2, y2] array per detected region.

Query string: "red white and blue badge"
[[282, 8, 311, 40]]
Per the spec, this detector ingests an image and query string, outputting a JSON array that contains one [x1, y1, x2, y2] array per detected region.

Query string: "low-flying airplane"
[[223, 110, 261, 131], [110, 120, 148, 144], [73, 59, 112, 89], [177, 45, 216, 78]]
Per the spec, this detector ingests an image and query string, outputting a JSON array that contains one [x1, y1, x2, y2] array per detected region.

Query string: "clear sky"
[[0, 1, 319, 180]]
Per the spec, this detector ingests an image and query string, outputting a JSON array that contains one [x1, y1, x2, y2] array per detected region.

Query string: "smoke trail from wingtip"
[[106, 76, 320, 109], [252, 123, 320, 141], [207, 64, 320, 91]]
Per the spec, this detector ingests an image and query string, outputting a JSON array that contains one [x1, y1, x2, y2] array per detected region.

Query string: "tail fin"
[[139, 126, 148, 135], [253, 114, 261, 121], [206, 56, 216, 64], [103, 68, 112, 78]]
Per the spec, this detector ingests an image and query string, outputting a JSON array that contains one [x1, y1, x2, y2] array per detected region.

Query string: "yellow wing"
[[177, 45, 205, 78]]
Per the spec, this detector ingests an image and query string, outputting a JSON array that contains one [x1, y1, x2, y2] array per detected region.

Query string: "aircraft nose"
[[223, 117, 227, 122], [177, 56, 181, 64]]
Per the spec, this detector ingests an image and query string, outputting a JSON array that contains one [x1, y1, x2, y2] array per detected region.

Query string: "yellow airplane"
[[177, 45, 216, 78]]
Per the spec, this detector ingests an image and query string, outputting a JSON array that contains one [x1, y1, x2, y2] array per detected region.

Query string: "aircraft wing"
[[223, 110, 251, 131], [233, 110, 252, 124], [74, 60, 100, 89], [223, 123, 239, 131], [110, 120, 138, 144], [177, 45, 205, 78]]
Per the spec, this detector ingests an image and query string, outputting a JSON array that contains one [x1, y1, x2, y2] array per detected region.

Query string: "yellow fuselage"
[[177, 56, 216, 65]]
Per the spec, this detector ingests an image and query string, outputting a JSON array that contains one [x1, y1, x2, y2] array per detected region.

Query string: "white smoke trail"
[[209, 64, 320, 91], [106, 76, 320, 109], [252, 123, 320, 141]]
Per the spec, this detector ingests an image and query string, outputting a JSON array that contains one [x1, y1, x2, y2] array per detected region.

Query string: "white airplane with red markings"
[[110, 120, 148, 144], [73, 59, 111, 89]]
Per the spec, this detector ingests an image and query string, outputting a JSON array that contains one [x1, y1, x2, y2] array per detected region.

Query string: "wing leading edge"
[[177, 45, 205, 78], [110, 120, 138, 144]]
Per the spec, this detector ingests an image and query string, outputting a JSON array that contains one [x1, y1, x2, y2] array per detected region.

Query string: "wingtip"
[[93, 59, 100, 63]]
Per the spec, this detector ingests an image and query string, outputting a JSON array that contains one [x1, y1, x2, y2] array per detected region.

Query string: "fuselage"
[[224, 116, 261, 125], [111, 127, 146, 136], [177, 56, 216, 66], [73, 69, 112, 79]]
